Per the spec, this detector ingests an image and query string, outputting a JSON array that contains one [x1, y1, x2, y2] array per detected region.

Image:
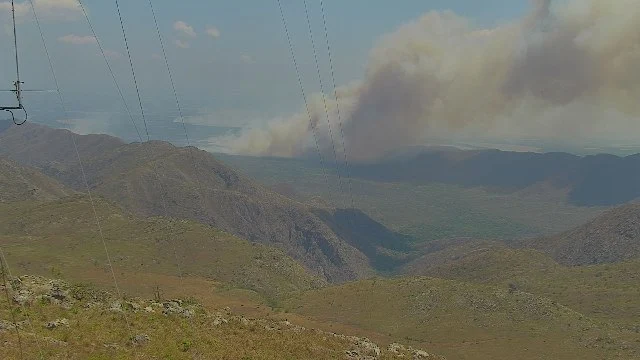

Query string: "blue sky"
[[0, 0, 529, 143]]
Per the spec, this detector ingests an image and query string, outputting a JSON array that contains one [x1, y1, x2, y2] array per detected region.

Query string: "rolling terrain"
[[0, 194, 323, 303], [403, 243, 640, 326], [285, 276, 640, 360], [528, 202, 640, 265], [345, 148, 640, 207], [2, 124, 640, 359], [0, 122, 416, 282], [0, 275, 440, 359], [0, 157, 73, 203], [218, 153, 605, 241]]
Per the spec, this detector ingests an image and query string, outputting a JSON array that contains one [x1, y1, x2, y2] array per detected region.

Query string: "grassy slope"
[[404, 245, 640, 326], [0, 276, 439, 360], [217, 154, 605, 241], [0, 158, 73, 203], [1, 125, 377, 283], [0, 196, 323, 303], [286, 277, 640, 360], [528, 202, 640, 265]]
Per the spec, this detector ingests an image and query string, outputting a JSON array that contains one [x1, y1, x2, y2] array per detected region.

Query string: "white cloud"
[[240, 54, 254, 64], [206, 26, 220, 38], [174, 39, 190, 49], [58, 34, 96, 45], [0, 0, 81, 21], [173, 20, 196, 37]]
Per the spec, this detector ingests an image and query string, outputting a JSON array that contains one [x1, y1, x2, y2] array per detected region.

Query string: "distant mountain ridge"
[[527, 202, 640, 265], [344, 148, 640, 206], [0, 122, 413, 282]]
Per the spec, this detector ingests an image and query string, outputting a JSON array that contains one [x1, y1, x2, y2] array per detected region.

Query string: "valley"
[[217, 153, 606, 241], [1, 123, 640, 359]]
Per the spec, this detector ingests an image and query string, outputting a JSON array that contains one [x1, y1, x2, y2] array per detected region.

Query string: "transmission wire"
[[114, 0, 150, 140], [111, 0, 188, 289], [32, 0, 137, 340], [76, 0, 182, 285], [145, 1, 212, 344], [77, 0, 143, 142], [147, 0, 206, 216], [319, 0, 356, 210], [276, 0, 329, 186], [302, 0, 345, 200], [0, 247, 23, 359]]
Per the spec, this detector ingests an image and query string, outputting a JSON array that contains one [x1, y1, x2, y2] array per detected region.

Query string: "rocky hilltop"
[[0, 275, 443, 359]]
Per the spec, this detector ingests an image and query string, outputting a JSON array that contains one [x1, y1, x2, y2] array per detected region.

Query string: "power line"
[[0, 246, 44, 360], [0, 247, 24, 359], [10, 0, 21, 112], [319, 0, 356, 211], [110, 0, 187, 287], [276, 0, 329, 186], [114, 0, 150, 141], [147, 0, 190, 149], [147, 0, 206, 215], [76, 0, 143, 142], [302, 0, 345, 202], [35, 0, 135, 338]]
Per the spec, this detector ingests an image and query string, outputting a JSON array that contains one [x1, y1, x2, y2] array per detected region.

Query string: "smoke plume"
[[230, 0, 640, 161]]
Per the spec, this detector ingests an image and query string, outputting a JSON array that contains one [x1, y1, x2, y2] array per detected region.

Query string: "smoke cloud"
[[230, 0, 640, 161]]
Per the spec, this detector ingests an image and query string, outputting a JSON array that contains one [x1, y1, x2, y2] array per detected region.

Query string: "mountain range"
[[0, 122, 413, 282], [2, 122, 640, 359], [527, 202, 640, 265], [343, 147, 640, 206]]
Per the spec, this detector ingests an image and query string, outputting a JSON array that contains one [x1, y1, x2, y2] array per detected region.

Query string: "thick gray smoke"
[[230, 0, 640, 161]]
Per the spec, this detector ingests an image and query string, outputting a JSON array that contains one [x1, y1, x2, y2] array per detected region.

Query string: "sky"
[[0, 0, 530, 146], [4, 1, 639, 158]]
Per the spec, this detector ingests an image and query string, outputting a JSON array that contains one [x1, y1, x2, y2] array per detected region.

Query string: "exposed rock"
[[132, 334, 150, 346], [162, 300, 194, 317], [12, 290, 31, 306], [212, 315, 228, 326], [45, 318, 69, 329], [109, 302, 123, 313], [0, 320, 16, 331], [1, 274, 443, 359], [125, 301, 142, 312]]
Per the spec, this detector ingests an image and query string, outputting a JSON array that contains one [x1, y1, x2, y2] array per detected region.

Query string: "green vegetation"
[[2, 129, 639, 360], [0, 195, 324, 303], [218, 154, 605, 241], [0, 276, 436, 359], [406, 246, 640, 326], [285, 276, 640, 360]]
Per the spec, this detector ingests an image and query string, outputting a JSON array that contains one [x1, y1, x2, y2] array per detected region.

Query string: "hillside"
[[0, 121, 124, 174], [528, 202, 640, 265], [346, 148, 640, 207], [0, 195, 324, 302], [0, 157, 73, 202], [218, 153, 605, 241], [0, 275, 442, 359], [222, 147, 640, 207], [286, 277, 640, 360], [0, 123, 416, 282], [403, 244, 640, 326]]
